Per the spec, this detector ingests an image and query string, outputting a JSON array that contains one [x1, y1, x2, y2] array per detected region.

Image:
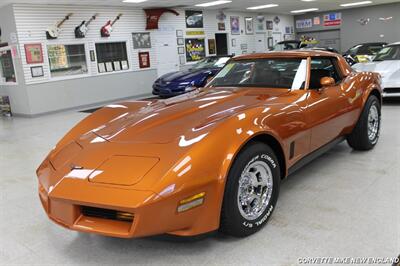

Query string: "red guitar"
[[100, 14, 122, 37]]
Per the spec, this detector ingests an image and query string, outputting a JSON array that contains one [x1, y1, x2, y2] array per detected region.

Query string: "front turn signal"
[[177, 192, 205, 213]]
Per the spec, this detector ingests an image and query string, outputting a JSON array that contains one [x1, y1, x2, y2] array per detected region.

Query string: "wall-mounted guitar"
[[75, 13, 99, 38], [46, 13, 73, 40], [100, 14, 123, 37]]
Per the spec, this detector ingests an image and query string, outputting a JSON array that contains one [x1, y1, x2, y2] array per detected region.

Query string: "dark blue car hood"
[[159, 68, 219, 83]]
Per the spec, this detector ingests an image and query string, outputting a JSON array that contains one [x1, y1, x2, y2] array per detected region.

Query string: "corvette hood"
[[93, 88, 287, 144], [353, 60, 400, 80]]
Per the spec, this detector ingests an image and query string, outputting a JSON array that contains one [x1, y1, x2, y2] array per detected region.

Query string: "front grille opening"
[[81, 206, 134, 222]]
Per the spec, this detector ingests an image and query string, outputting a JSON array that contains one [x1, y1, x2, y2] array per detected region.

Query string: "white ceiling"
[[1, 0, 400, 14]]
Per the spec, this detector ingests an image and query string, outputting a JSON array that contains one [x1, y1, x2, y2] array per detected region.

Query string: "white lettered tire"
[[220, 142, 280, 237]]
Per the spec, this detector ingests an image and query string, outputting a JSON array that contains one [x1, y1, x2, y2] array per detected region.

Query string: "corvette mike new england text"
[[297, 256, 399, 265]]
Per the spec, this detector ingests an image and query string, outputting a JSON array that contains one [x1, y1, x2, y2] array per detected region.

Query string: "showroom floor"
[[0, 101, 399, 265]]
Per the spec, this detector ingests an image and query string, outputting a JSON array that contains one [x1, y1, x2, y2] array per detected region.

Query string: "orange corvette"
[[37, 51, 382, 238]]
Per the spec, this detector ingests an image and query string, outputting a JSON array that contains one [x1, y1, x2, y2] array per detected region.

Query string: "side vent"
[[289, 141, 295, 159]]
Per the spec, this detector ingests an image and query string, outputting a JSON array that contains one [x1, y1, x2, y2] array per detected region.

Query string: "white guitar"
[[46, 13, 73, 40]]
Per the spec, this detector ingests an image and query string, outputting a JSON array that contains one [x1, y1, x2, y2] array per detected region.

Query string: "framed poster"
[[105, 62, 113, 72], [230, 16, 240, 35], [231, 39, 236, 47], [179, 55, 186, 65], [121, 60, 129, 70], [132, 32, 151, 49], [24, 43, 43, 64], [98, 63, 106, 73], [176, 30, 183, 37], [178, 47, 185, 54], [266, 20, 273, 30], [218, 22, 226, 31], [256, 21, 265, 33], [185, 10, 204, 28], [185, 38, 205, 62], [30, 66, 44, 78], [267, 37, 274, 49], [208, 39, 216, 55], [113, 61, 121, 71], [138, 52, 150, 68], [90, 50, 96, 62], [245, 17, 254, 35], [177, 38, 184, 45]]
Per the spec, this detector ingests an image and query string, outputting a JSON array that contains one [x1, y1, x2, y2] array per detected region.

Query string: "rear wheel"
[[347, 95, 381, 150], [220, 142, 280, 237]]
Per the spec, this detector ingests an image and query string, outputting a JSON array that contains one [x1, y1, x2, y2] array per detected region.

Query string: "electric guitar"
[[46, 13, 73, 39], [75, 13, 98, 38], [100, 14, 122, 37]]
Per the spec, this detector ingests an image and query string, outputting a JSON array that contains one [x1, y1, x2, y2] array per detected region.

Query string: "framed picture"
[[138, 52, 150, 68], [185, 10, 204, 28], [98, 63, 106, 73], [208, 39, 216, 55], [266, 20, 273, 30], [178, 47, 185, 54], [230, 16, 240, 35], [90, 50, 96, 62], [231, 39, 237, 47], [30, 66, 44, 78], [177, 38, 184, 45], [105, 62, 113, 72], [121, 60, 129, 70], [176, 30, 183, 37], [24, 43, 43, 64], [284, 34, 294, 41], [185, 38, 205, 62], [267, 37, 274, 49], [179, 55, 186, 65], [218, 22, 226, 31], [245, 17, 254, 35], [256, 21, 265, 32], [132, 32, 151, 49], [113, 61, 121, 71]]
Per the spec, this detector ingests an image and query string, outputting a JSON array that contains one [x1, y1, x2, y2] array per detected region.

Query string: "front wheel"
[[347, 95, 381, 150], [220, 142, 280, 237]]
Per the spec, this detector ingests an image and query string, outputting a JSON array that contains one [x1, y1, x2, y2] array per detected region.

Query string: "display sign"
[[24, 43, 43, 64], [314, 17, 321, 25], [186, 31, 205, 36], [185, 38, 205, 62], [208, 39, 216, 55], [138, 52, 150, 68], [230, 16, 240, 35], [132, 32, 151, 49], [296, 19, 312, 29], [186, 10, 204, 28], [323, 13, 342, 27]]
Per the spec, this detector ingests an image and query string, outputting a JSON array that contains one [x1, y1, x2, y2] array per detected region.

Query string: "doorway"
[[215, 33, 228, 56], [155, 31, 179, 77]]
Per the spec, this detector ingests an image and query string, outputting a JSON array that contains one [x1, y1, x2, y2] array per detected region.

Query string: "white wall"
[[3, 4, 294, 116]]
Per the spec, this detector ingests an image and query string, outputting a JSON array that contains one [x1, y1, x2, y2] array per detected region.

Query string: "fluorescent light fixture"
[[247, 4, 279, 10], [123, 0, 147, 3], [195, 0, 232, 7], [290, 8, 319, 13], [340, 1, 372, 7]]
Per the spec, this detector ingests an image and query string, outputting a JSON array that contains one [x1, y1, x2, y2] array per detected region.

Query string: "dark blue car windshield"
[[191, 57, 231, 70]]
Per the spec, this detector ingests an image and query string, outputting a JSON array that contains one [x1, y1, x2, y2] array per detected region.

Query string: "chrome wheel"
[[237, 160, 273, 221], [367, 105, 380, 142]]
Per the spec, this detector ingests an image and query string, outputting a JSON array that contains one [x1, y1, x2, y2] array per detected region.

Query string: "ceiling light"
[[247, 4, 279, 10], [195, 1, 232, 7], [123, 0, 147, 3], [290, 8, 319, 13], [340, 1, 372, 7]]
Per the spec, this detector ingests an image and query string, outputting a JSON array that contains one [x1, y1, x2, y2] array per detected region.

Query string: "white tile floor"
[[0, 103, 399, 265]]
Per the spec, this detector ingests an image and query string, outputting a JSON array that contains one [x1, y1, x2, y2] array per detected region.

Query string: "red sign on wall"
[[24, 43, 43, 64], [138, 52, 150, 68]]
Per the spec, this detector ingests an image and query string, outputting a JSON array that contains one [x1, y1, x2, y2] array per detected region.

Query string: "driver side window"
[[309, 58, 342, 89]]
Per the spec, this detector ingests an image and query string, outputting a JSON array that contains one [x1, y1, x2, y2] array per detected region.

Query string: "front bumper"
[[382, 80, 400, 98], [152, 83, 187, 98]]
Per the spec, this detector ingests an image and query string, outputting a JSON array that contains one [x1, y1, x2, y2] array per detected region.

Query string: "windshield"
[[208, 58, 308, 89], [191, 57, 231, 70], [373, 45, 400, 61], [273, 42, 299, 51]]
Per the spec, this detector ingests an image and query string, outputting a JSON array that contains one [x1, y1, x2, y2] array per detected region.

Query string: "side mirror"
[[320, 76, 335, 87]]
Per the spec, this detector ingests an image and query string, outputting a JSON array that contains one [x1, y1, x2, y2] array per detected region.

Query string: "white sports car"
[[353, 42, 400, 97]]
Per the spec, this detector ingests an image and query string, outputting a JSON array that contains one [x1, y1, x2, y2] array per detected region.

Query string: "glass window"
[[191, 56, 231, 70], [95, 42, 129, 73], [0, 49, 17, 84], [373, 45, 400, 61], [47, 44, 88, 78], [310, 58, 341, 89], [209, 58, 307, 89]]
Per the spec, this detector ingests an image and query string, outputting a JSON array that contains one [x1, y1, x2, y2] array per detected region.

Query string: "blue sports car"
[[152, 56, 231, 98]]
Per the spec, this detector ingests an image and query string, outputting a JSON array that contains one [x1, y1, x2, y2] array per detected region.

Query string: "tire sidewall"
[[365, 96, 381, 146], [224, 144, 280, 235]]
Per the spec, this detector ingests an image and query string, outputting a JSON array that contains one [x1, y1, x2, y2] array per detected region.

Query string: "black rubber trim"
[[288, 136, 345, 176]]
